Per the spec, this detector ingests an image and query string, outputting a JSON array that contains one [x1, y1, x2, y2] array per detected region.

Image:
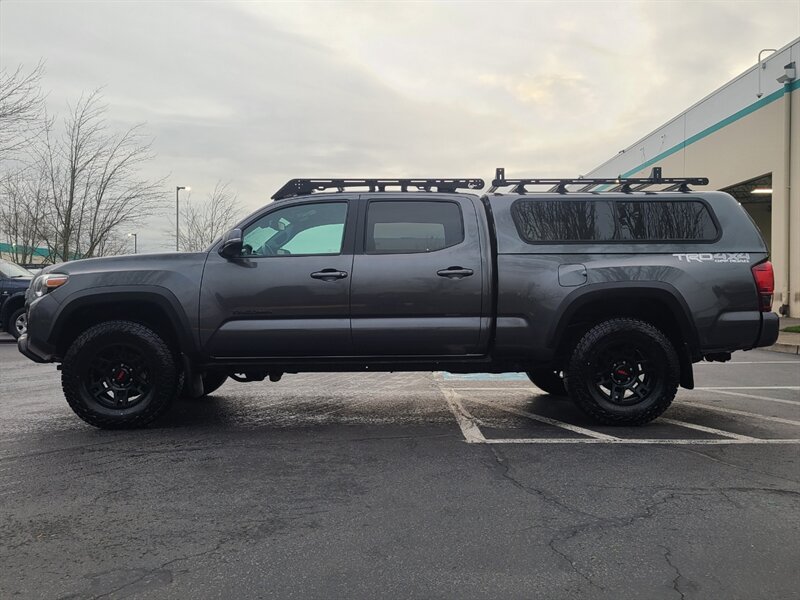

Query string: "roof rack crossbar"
[[488, 167, 708, 194], [272, 178, 485, 200]]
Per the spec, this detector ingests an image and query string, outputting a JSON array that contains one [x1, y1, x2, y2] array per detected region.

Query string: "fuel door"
[[558, 263, 587, 287]]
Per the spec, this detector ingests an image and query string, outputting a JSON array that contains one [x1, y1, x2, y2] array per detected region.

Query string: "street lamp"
[[128, 232, 138, 254], [176, 185, 191, 251]]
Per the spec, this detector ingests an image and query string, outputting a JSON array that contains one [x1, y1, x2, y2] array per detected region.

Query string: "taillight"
[[751, 261, 774, 312]]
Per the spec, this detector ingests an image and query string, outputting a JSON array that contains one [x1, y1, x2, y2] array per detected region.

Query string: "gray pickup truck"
[[18, 169, 779, 429]]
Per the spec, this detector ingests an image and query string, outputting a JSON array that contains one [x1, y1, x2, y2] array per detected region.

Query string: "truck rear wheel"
[[564, 318, 679, 425], [61, 320, 178, 429], [526, 369, 567, 395]]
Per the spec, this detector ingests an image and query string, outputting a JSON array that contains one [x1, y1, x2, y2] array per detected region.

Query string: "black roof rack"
[[272, 178, 485, 201], [488, 167, 708, 194]]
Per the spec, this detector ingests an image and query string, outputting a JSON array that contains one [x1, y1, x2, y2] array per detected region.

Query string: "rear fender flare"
[[548, 282, 698, 389], [547, 282, 698, 349]]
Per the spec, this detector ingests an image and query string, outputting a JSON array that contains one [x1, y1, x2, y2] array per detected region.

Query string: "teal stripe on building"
[[620, 79, 800, 179], [0, 242, 50, 258]]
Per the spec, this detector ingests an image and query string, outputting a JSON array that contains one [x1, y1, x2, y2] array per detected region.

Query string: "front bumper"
[[16, 294, 61, 363], [17, 333, 50, 363]]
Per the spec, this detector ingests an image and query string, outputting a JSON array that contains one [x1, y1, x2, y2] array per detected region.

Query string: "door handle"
[[310, 269, 348, 281], [436, 266, 474, 279]]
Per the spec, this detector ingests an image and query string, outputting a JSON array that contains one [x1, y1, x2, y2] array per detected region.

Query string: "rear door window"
[[366, 201, 464, 254]]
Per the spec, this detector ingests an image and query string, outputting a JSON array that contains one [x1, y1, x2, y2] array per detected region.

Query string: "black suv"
[[1, 259, 32, 340], [18, 170, 779, 428]]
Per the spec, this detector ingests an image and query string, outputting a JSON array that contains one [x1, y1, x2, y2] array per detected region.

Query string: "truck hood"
[[37, 252, 210, 302], [46, 252, 208, 276]]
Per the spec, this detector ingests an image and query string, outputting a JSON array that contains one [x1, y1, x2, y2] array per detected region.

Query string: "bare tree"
[[0, 168, 49, 264], [0, 62, 45, 160], [174, 181, 243, 252], [35, 90, 166, 261]]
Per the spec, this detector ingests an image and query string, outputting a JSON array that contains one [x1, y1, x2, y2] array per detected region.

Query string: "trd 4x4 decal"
[[672, 253, 750, 263]]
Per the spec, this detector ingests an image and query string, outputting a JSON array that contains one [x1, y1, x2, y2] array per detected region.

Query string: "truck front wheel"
[[564, 318, 679, 425], [61, 320, 178, 429]]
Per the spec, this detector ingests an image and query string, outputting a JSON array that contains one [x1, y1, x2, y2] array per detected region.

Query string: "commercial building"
[[0, 243, 50, 266], [587, 37, 799, 317]]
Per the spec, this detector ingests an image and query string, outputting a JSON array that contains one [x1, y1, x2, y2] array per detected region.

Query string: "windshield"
[[0, 260, 32, 278]]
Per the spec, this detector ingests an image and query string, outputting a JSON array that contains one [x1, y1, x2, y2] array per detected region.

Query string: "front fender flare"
[[49, 285, 200, 357]]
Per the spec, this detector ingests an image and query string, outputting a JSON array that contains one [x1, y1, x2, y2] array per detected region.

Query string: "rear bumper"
[[702, 310, 780, 352], [756, 312, 779, 348]]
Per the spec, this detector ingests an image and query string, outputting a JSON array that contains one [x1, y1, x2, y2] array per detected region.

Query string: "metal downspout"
[[780, 79, 793, 316]]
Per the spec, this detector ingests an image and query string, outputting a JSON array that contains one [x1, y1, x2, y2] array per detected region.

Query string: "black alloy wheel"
[[592, 341, 657, 406], [84, 343, 153, 409], [564, 318, 680, 425]]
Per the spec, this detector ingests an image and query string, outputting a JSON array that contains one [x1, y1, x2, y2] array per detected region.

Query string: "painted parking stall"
[[439, 356, 800, 445]]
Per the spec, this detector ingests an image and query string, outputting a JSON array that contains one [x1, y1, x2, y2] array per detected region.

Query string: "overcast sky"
[[1, 0, 799, 252]]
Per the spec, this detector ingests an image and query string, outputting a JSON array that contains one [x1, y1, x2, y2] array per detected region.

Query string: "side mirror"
[[218, 228, 243, 259]]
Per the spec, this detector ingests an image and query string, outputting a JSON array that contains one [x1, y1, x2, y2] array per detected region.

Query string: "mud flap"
[[678, 342, 695, 389], [181, 354, 205, 398]]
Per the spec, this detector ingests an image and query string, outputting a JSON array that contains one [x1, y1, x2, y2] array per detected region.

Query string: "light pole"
[[176, 185, 190, 251], [128, 232, 138, 254]]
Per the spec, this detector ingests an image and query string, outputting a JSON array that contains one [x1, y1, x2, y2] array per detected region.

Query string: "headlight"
[[33, 274, 69, 297]]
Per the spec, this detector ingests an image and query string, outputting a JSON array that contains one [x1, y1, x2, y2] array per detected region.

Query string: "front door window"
[[242, 202, 347, 257]]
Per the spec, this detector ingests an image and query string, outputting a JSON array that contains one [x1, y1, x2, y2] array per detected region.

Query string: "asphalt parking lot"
[[1, 334, 799, 599]]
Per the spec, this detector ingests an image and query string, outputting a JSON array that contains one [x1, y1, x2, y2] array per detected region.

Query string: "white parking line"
[[442, 389, 486, 443], [658, 417, 757, 441], [482, 438, 800, 445], [452, 386, 800, 391], [674, 401, 800, 426], [698, 389, 800, 406], [465, 397, 620, 441], [695, 361, 799, 365], [451, 387, 535, 391], [695, 386, 800, 390]]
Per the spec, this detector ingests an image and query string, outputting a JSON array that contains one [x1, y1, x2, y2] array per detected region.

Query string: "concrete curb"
[[766, 342, 800, 355]]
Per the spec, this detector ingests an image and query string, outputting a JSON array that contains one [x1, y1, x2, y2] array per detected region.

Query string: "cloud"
[[1, 0, 798, 251]]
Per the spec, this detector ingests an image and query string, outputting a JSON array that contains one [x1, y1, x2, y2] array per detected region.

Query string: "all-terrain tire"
[[564, 318, 680, 425], [61, 320, 178, 429], [7, 306, 26, 340], [526, 369, 567, 396]]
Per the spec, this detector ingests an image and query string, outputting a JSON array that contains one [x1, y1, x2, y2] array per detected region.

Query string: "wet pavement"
[[1, 336, 799, 599]]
